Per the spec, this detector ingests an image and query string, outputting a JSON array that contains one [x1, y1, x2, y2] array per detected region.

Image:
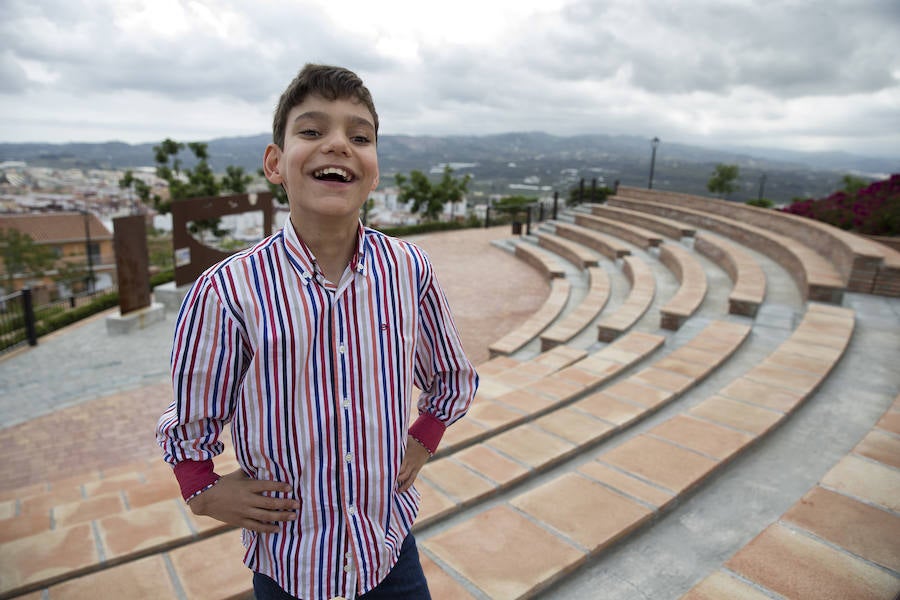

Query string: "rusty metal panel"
[[113, 215, 151, 315], [171, 192, 274, 287]]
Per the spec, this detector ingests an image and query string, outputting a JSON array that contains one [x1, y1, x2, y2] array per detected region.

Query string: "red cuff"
[[173, 459, 220, 501], [408, 413, 446, 455]]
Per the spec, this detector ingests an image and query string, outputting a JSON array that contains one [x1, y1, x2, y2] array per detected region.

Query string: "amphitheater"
[[0, 186, 898, 599]]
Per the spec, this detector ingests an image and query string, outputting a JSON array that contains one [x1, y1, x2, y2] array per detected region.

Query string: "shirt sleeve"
[[156, 273, 248, 498], [409, 253, 479, 454]]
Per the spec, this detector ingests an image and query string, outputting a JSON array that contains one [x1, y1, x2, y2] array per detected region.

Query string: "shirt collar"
[[282, 218, 369, 286]]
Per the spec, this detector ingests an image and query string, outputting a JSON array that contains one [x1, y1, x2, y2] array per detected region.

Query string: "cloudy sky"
[[2, 0, 899, 158]]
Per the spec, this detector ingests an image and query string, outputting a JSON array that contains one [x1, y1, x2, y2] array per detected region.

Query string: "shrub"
[[780, 174, 899, 235]]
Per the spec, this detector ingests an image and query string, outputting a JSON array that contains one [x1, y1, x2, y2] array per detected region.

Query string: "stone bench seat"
[[552, 221, 632, 260], [511, 238, 567, 279], [597, 255, 656, 342], [421, 304, 855, 599], [540, 266, 611, 351], [609, 195, 845, 303], [658, 242, 708, 330], [694, 232, 766, 317], [536, 231, 601, 268], [574, 212, 664, 250], [683, 392, 900, 600], [618, 185, 900, 297], [587, 203, 696, 239], [487, 277, 571, 357]]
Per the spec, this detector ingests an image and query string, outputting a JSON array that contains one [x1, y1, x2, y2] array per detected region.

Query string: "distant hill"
[[1, 132, 896, 204]]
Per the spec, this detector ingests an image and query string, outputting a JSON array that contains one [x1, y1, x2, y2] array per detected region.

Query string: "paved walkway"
[[0, 226, 546, 490]]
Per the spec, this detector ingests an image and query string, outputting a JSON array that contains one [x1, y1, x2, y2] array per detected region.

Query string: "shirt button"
[[342, 399, 350, 408], [345, 551, 352, 559], [345, 453, 353, 462], [348, 506, 356, 516], [343, 565, 352, 573], [339, 344, 346, 354]]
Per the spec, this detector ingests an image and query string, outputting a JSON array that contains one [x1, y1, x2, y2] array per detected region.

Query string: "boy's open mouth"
[[313, 167, 354, 183]]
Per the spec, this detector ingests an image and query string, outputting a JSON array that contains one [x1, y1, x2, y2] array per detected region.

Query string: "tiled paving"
[[1, 200, 899, 600]]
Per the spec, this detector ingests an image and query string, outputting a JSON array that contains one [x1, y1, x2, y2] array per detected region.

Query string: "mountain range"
[[2, 132, 897, 204]]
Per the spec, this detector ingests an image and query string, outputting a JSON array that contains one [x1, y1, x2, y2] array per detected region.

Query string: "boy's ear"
[[263, 144, 283, 184], [371, 169, 379, 191]]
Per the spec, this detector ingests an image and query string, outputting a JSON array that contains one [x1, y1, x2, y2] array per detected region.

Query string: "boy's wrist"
[[408, 412, 445, 455]]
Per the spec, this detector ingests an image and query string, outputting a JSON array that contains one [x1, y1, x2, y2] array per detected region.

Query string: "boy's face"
[[264, 94, 379, 226]]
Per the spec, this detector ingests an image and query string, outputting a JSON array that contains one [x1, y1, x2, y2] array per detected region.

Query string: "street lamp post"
[[648, 137, 660, 189]]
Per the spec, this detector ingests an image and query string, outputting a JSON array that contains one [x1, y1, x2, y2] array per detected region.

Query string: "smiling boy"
[[157, 64, 478, 600]]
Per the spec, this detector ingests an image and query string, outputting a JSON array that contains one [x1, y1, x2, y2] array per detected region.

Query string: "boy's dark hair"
[[272, 64, 379, 148]]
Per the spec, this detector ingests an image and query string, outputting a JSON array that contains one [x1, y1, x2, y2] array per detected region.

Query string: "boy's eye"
[[351, 135, 371, 144], [299, 129, 320, 137]]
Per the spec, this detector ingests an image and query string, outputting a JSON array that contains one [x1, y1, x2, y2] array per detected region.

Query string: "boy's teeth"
[[315, 167, 351, 181]]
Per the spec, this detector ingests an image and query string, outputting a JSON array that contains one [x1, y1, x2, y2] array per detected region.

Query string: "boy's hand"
[[397, 436, 430, 493], [187, 469, 299, 533]]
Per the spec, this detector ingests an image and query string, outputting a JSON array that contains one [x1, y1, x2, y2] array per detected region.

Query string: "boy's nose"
[[322, 134, 351, 156]]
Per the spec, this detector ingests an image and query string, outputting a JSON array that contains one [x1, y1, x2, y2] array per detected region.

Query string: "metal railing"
[[0, 286, 118, 355]]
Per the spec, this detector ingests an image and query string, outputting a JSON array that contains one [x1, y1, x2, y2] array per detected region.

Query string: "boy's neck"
[[290, 214, 359, 284]]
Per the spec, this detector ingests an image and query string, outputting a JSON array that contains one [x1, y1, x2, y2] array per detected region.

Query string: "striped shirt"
[[157, 219, 478, 599]]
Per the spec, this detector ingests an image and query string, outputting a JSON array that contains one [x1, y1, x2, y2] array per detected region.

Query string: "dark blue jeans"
[[253, 534, 431, 600]]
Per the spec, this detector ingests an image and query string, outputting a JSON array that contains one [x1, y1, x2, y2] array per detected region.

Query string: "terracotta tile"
[[465, 400, 524, 430], [682, 570, 775, 600], [420, 459, 496, 504], [96, 499, 193, 559], [168, 530, 253, 600], [454, 445, 530, 486], [633, 367, 694, 393], [875, 410, 900, 435], [477, 355, 521, 374], [783, 486, 900, 572], [601, 435, 718, 494], [415, 479, 457, 526], [820, 455, 900, 512], [423, 505, 585, 599], [573, 355, 624, 378], [604, 379, 672, 408], [610, 330, 666, 356], [667, 345, 720, 368], [778, 339, 842, 363], [82, 473, 144, 499], [719, 377, 804, 412], [854, 430, 900, 470], [0, 511, 51, 543], [487, 425, 576, 469], [493, 368, 545, 388], [528, 375, 584, 401], [772, 351, 832, 373], [534, 345, 588, 369], [53, 494, 125, 528], [574, 392, 644, 426], [690, 396, 782, 435], [577, 460, 674, 509], [20, 486, 85, 516], [419, 552, 476, 600], [535, 406, 614, 446], [726, 523, 899, 600], [0, 482, 46, 502], [47, 554, 178, 599], [0, 523, 99, 595], [745, 362, 822, 393], [494, 389, 555, 415], [653, 356, 710, 378], [440, 418, 488, 452], [649, 415, 753, 460], [126, 477, 183, 509], [511, 473, 652, 551], [471, 377, 513, 401], [553, 365, 605, 388], [790, 328, 851, 350], [0, 499, 14, 520]]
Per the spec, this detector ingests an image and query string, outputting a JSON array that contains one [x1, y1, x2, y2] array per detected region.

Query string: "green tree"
[[221, 166, 253, 194], [840, 174, 868, 195], [745, 197, 774, 208], [152, 138, 226, 240], [53, 261, 91, 295], [567, 184, 612, 205], [707, 164, 740, 198], [0, 229, 54, 291], [396, 165, 471, 222], [118, 170, 152, 212]]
